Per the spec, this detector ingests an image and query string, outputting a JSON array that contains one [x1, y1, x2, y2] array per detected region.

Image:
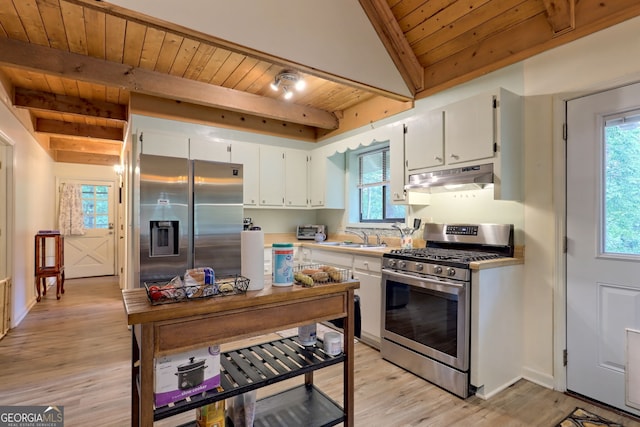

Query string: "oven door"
[[381, 268, 470, 371]]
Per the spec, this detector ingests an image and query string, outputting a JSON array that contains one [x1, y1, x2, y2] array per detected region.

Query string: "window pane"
[[96, 200, 109, 214], [604, 119, 640, 254], [79, 184, 110, 230], [385, 185, 406, 220], [361, 186, 383, 221], [95, 215, 109, 228], [361, 151, 383, 184]]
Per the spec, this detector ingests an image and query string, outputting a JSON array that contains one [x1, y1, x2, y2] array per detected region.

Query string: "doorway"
[[58, 179, 116, 278], [566, 81, 640, 415]]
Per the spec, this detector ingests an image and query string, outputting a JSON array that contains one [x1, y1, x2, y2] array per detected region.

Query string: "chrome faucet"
[[345, 229, 369, 245]]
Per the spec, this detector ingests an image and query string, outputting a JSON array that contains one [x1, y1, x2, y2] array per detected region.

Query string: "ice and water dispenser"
[[150, 220, 179, 257]]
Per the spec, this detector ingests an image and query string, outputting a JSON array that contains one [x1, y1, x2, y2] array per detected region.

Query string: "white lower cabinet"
[[312, 248, 383, 349], [352, 255, 382, 348]]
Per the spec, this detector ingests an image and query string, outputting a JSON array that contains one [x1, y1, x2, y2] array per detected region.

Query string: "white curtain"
[[58, 183, 85, 236]]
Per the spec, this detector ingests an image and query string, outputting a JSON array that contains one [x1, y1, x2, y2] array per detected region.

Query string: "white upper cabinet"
[[444, 91, 496, 165], [285, 148, 308, 207], [230, 141, 259, 206], [258, 146, 309, 208], [139, 130, 189, 158], [259, 145, 285, 206], [308, 152, 326, 207], [309, 150, 345, 208], [189, 137, 231, 162], [405, 109, 445, 171]]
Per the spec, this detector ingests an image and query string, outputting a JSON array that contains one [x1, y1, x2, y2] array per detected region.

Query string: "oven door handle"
[[382, 268, 465, 289]]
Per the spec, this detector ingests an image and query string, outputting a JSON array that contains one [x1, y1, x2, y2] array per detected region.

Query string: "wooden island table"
[[122, 279, 359, 427]]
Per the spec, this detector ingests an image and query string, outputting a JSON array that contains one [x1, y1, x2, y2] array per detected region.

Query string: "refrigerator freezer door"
[[139, 154, 189, 283], [193, 160, 243, 277]]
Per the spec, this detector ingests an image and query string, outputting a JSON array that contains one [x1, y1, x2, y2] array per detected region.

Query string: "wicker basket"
[[144, 275, 250, 305], [293, 263, 351, 285]]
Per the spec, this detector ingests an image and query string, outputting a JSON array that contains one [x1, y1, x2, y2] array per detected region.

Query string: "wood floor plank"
[[1, 277, 639, 426]]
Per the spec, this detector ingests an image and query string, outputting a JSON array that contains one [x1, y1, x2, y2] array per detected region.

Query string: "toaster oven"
[[296, 225, 327, 240]]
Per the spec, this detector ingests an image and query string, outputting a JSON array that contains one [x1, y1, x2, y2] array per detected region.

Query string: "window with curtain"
[[357, 147, 405, 222]]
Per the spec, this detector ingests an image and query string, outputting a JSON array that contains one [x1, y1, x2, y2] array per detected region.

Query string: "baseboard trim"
[[522, 366, 555, 390]]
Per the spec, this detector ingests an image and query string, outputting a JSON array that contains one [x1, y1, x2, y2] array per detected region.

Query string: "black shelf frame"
[[176, 384, 344, 427], [151, 336, 345, 422]]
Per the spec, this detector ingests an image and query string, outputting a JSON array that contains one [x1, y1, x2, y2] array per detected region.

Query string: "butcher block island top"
[[122, 279, 360, 426], [122, 279, 359, 328]]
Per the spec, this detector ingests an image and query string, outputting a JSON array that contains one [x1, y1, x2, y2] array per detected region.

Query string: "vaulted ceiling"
[[0, 0, 639, 166]]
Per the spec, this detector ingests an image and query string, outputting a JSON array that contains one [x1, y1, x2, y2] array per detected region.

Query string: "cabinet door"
[[308, 153, 326, 207], [285, 148, 308, 207], [405, 109, 444, 171], [444, 92, 495, 164], [352, 256, 382, 347], [140, 130, 189, 158], [389, 130, 406, 203], [189, 137, 231, 162], [259, 146, 285, 206], [231, 142, 260, 206]]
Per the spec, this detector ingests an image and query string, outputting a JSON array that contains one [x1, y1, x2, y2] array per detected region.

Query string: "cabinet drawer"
[[312, 250, 353, 269], [353, 256, 381, 272]]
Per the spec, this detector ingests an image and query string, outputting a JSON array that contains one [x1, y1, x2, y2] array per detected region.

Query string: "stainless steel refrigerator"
[[137, 154, 243, 284]]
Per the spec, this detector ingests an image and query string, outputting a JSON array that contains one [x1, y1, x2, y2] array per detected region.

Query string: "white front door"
[[60, 180, 116, 278], [566, 82, 640, 415]]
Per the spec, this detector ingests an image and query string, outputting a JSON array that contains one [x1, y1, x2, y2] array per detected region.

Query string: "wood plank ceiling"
[[0, 0, 639, 166]]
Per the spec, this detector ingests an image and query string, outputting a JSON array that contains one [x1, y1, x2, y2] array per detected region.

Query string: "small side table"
[[34, 233, 65, 301]]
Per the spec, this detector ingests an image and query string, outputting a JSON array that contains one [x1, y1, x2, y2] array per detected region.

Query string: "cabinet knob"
[[434, 156, 442, 162], [450, 154, 459, 159]]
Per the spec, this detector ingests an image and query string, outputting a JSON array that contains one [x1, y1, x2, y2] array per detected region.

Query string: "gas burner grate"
[[387, 248, 504, 263]]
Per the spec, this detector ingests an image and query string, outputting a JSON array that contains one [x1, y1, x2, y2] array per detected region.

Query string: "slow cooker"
[[175, 356, 207, 390]]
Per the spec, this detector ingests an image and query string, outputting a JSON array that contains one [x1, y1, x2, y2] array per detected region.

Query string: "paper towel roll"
[[241, 230, 264, 290]]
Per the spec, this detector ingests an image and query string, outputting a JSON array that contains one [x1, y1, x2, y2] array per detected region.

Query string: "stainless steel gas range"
[[380, 223, 514, 398]]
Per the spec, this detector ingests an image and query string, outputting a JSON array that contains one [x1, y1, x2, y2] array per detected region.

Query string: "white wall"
[[0, 87, 55, 326], [518, 16, 640, 388]]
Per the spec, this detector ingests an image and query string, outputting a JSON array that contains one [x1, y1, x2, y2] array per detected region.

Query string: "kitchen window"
[[355, 146, 405, 223]]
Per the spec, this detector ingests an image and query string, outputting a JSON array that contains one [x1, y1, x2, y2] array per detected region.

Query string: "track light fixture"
[[270, 70, 305, 99]]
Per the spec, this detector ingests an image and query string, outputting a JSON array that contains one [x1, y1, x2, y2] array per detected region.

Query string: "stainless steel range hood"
[[404, 163, 494, 192]]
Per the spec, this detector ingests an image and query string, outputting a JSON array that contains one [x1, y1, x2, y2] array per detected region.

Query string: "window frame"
[[354, 145, 405, 224]]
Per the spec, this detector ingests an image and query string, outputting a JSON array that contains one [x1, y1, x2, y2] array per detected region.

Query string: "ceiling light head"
[[271, 70, 305, 99], [282, 86, 293, 100]]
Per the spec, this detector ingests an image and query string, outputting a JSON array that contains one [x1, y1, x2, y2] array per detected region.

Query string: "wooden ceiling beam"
[[36, 118, 124, 141], [129, 93, 318, 142], [49, 137, 122, 156], [419, 0, 640, 98], [358, 0, 424, 93], [13, 87, 127, 122], [542, 0, 576, 36], [0, 37, 339, 130], [54, 150, 120, 166]]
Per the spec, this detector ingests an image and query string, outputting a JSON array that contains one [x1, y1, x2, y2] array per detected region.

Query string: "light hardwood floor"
[[1, 276, 639, 427]]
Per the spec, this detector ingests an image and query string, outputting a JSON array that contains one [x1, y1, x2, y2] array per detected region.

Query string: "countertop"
[[263, 233, 524, 270], [122, 279, 360, 326]]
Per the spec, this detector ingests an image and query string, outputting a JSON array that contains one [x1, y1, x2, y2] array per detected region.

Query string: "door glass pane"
[[604, 112, 640, 255], [81, 184, 110, 229]]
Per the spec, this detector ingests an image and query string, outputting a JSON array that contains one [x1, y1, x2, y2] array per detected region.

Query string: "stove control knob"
[[446, 267, 456, 277], [398, 261, 406, 269], [434, 266, 443, 274], [415, 263, 424, 271], [388, 259, 396, 267]]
